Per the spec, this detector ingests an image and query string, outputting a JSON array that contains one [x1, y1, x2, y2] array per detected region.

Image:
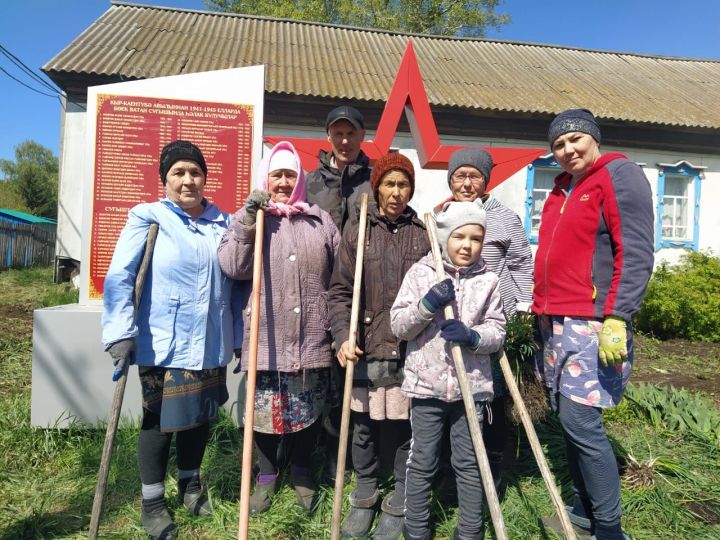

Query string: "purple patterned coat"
[[217, 205, 340, 372], [390, 253, 506, 403]]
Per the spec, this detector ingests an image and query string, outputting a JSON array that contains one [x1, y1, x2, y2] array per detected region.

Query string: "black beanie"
[[547, 108, 601, 146], [158, 140, 208, 184]]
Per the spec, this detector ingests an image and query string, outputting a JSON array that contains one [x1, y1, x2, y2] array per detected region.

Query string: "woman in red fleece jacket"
[[533, 109, 654, 540]]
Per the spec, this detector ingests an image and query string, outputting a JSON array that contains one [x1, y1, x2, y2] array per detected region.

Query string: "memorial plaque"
[[88, 95, 253, 299]]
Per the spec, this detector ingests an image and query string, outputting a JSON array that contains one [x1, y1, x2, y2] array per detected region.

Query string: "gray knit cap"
[[447, 148, 494, 185], [547, 108, 601, 146], [435, 200, 486, 264]]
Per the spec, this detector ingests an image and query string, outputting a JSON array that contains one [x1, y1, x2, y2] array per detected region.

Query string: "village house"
[[43, 1, 720, 281]]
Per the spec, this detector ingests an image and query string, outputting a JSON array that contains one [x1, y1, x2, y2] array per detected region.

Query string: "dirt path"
[[633, 334, 720, 406]]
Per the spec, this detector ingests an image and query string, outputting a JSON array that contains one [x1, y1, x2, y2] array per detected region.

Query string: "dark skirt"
[[139, 366, 229, 432]]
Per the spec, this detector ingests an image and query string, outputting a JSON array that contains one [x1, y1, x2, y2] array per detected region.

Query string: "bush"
[[635, 251, 720, 342]]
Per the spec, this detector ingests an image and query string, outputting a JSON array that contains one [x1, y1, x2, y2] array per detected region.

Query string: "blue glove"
[[233, 348, 243, 374], [421, 278, 455, 313], [107, 339, 135, 382], [440, 319, 480, 350]]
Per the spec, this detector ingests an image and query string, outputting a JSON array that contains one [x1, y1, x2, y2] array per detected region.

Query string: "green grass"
[[0, 268, 719, 538]]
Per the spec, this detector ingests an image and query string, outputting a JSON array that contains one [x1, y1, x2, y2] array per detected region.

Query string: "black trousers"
[[351, 412, 411, 494], [405, 397, 486, 538], [254, 419, 322, 475], [137, 409, 210, 486]]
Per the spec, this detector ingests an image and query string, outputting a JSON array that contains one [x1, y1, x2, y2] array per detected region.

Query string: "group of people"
[[102, 105, 654, 540]]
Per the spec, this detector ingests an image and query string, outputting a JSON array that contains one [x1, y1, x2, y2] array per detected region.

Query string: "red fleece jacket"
[[532, 153, 654, 321]]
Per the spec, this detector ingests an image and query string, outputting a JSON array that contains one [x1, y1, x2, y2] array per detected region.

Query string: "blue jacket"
[[102, 199, 243, 369]]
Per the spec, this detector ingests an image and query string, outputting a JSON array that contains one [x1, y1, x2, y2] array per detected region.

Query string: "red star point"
[[265, 41, 545, 191]]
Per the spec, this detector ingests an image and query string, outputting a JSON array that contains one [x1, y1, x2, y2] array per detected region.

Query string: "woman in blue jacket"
[[102, 140, 241, 540]]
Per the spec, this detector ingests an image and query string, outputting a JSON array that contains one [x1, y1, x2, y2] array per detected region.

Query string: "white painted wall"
[[57, 118, 720, 274], [55, 98, 87, 262]]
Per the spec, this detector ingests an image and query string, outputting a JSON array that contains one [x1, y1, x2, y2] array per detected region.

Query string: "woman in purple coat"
[[218, 141, 340, 514]]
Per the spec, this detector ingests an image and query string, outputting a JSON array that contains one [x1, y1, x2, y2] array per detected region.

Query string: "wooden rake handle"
[[423, 212, 508, 540], [330, 193, 369, 540], [238, 208, 265, 540], [498, 350, 577, 539], [89, 222, 159, 540]]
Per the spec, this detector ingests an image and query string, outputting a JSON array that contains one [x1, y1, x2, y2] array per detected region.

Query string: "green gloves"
[[598, 315, 627, 367]]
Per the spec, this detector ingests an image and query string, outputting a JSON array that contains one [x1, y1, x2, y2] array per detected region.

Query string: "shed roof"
[[44, 2, 720, 131], [0, 209, 57, 225]]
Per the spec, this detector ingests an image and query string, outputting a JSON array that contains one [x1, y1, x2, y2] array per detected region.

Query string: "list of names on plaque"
[[89, 94, 254, 299]]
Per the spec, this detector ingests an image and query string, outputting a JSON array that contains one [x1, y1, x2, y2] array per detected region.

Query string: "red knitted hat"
[[371, 152, 415, 201]]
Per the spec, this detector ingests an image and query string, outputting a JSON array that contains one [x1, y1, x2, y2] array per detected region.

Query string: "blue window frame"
[[525, 156, 560, 243], [656, 162, 703, 251]]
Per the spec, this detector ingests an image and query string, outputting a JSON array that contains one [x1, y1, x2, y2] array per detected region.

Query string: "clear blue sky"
[[1, 0, 718, 167]]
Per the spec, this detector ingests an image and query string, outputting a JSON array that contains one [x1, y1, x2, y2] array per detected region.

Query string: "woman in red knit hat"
[[328, 152, 430, 539]]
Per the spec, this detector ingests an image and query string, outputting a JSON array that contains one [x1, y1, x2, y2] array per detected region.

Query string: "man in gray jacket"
[[306, 105, 373, 230]]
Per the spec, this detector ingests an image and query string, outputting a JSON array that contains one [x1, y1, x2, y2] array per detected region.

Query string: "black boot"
[[341, 488, 379, 538], [453, 526, 485, 540], [291, 466, 318, 512], [178, 475, 212, 516], [372, 490, 404, 540], [401, 523, 431, 540], [141, 496, 176, 540]]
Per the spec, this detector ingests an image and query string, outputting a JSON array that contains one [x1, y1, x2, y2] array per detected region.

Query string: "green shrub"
[[635, 251, 720, 342]]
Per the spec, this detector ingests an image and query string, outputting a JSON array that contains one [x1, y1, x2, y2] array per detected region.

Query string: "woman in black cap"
[[102, 140, 240, 539], [533, 109, 654, 540]]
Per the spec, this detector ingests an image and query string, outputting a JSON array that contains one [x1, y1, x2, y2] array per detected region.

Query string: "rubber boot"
[[141, 496, 176, 540], [372, 490, 404, 540], [591, 522, 631, 540], [453, 527, 485, 540], [291, 466, 318, 511], [401, 523, 431, 540], [249, 473, 278, 514], [341, 487, 379, 538], [178, 475, 212, 516], [567, 494, 594, 531]]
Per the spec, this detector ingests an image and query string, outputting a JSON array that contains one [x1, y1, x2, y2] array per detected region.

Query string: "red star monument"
[[265, 41, 545, 191]]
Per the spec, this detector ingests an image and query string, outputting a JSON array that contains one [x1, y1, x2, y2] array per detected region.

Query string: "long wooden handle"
[[423, 213, 508, 540], [498, 351, 577, 539], [89, 222, 159, 540], [238, 209, 265, 540], [331, 193, 369, 540]]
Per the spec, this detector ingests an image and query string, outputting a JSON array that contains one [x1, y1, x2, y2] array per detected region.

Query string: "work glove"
[[440, 319, 480, 350], [421, 278, 456, 313], [107, 339, 135, 382], [598, 315, 627, 367], [232, 348, 243, 374], [243, 189, 270, 225]]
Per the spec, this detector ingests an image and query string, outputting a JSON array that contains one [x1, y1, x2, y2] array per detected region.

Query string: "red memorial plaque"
[[89, 94, 254, 299]]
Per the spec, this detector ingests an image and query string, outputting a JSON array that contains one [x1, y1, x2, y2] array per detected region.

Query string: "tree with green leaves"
[[206, 0, 509, 37], [0, 140, 58, 218]]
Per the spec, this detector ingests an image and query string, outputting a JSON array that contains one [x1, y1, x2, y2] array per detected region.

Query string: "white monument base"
[[31, 304, 245, 428]]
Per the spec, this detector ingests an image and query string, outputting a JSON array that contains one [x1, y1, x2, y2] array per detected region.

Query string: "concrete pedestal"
[[31, 304, 245, 428]]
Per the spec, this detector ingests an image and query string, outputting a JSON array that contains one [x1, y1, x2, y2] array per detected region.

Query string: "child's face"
[[447, 224, 485, 267]]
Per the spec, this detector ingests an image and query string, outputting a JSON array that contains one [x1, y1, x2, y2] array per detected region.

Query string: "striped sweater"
[[434, 195, 534, 316], [480, 196, 534, 316]]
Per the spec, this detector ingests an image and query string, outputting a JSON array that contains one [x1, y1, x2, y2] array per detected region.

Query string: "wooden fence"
[[0, 221, 56, 269]]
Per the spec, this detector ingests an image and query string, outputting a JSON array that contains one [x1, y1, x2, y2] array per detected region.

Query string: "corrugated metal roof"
[[43, 2, 720, 130]]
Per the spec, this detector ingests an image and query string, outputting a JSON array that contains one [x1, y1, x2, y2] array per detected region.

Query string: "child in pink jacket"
[[390, 200, 506, 540]]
